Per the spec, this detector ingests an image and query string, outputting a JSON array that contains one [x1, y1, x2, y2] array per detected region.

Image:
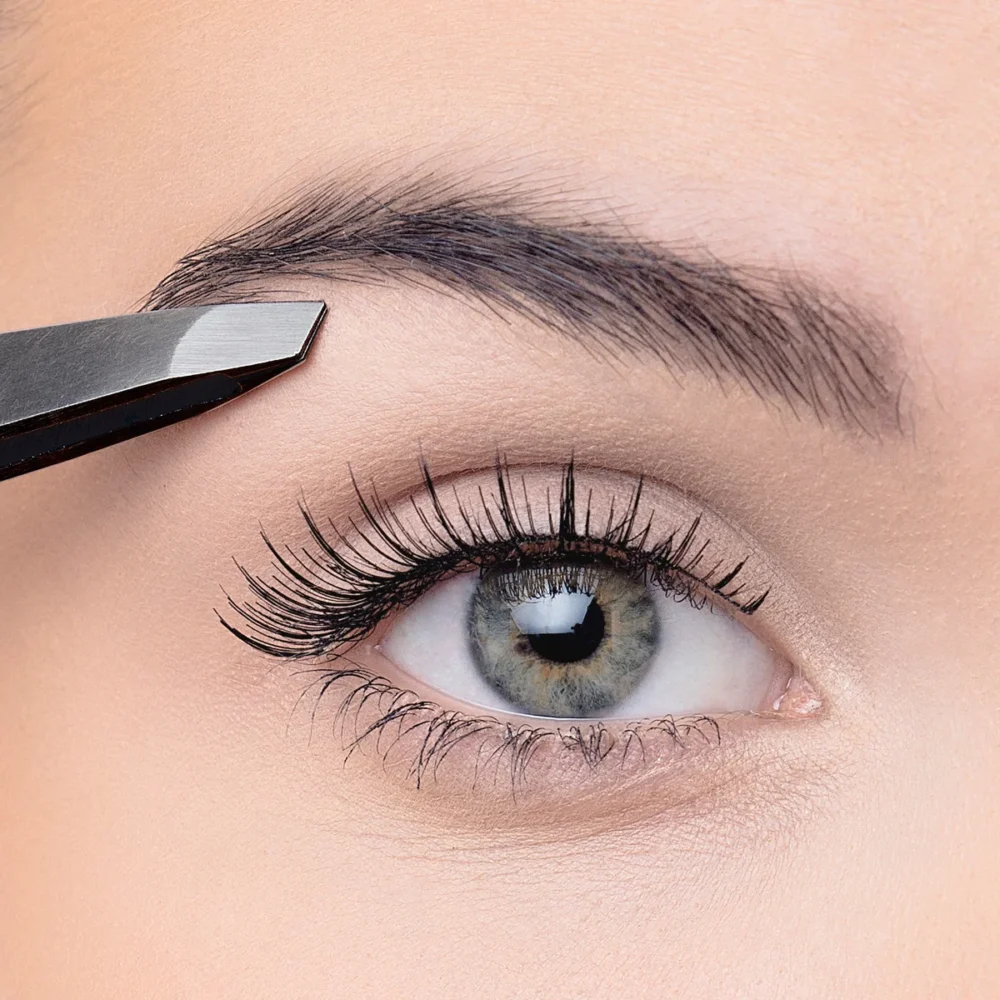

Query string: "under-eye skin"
[[221, 459, 821, 793]]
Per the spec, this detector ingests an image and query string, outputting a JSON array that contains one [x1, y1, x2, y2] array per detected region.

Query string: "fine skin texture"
[[1, 2, 1000, 997]]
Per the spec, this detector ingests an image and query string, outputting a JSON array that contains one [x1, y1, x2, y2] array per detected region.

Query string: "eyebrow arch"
[[142, 170, 904, 436]]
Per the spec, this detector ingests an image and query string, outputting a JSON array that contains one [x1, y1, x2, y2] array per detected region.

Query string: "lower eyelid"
[[289, 651, 827, 836]]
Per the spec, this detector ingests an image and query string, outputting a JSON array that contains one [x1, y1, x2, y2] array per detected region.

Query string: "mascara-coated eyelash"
[[292, 661, 725, 792], [219, 458, 769, 661]]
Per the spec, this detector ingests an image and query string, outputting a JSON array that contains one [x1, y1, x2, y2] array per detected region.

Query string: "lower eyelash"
[[298, 658, 724, 793]]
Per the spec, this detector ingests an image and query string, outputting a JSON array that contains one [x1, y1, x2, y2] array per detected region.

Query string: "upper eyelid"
[[219, 459, 779, 660]]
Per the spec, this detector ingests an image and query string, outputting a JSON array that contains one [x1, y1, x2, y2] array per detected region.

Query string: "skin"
[[1, 1, 999, 996]]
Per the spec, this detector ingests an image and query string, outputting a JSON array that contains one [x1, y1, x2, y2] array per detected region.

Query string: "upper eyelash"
[[218, 458, 769, 660]]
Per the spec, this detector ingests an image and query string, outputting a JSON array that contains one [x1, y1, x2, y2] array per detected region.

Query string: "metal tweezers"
[[0, 301, 326, 483]]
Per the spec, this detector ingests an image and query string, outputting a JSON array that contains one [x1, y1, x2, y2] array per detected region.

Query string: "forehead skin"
[[1, 2, 1000, 998]]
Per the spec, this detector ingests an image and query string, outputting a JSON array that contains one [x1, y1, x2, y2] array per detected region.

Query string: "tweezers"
[[0, 301, 326, 483]]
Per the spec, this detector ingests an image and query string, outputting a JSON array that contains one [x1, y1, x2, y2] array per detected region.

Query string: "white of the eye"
[[379, 573, 776, 718], [609, 590, 774, 716], [510, 590, 592, 633], [379, 574, 519, 712]]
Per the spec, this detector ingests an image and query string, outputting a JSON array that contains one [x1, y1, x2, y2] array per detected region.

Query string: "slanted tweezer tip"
[[0, 298, 328, 482], [167, 300, 327, 379]]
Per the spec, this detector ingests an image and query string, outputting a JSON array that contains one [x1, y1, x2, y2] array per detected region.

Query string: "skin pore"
[[1, 1, 999, 997]]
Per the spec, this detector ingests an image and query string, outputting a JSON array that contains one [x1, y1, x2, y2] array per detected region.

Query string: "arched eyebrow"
[[142, 171, 905, 436]]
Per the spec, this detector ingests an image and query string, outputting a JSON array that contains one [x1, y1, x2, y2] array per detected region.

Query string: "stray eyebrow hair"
[[142, 170, 904, 435]]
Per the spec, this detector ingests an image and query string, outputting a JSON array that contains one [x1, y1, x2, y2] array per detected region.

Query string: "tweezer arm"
[[0, 301, 326, 483]]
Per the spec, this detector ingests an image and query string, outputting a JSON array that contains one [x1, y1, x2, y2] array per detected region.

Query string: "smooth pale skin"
[[2, 2, 999, 997]]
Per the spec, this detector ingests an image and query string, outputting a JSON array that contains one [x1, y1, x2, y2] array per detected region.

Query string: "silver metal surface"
[[0, 301, 326, 481]]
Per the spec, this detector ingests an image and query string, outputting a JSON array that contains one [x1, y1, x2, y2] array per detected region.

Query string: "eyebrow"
[[142, 170, 904, 435]]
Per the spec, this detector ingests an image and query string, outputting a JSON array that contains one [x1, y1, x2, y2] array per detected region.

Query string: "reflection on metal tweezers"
[[0, 301, 326, 483]]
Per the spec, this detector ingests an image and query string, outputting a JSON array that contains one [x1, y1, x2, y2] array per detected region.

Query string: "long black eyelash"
[[219, 457, 768, 660]]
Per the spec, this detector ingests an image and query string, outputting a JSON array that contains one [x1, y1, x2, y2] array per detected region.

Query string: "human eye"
[[222, 458, 822, 800]]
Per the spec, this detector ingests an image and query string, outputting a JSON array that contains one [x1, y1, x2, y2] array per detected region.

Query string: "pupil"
[[526, 598, 605, 663]]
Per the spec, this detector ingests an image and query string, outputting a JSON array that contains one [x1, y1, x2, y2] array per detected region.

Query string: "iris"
[[467, 563, 660, 717]]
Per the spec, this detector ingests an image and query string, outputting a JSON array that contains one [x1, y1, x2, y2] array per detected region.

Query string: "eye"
[[380, 559, 780, 720], [222, 458, 820, 795]]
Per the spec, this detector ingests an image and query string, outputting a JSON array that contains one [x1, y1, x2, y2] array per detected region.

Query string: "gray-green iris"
[[467, 563, 660, 717]]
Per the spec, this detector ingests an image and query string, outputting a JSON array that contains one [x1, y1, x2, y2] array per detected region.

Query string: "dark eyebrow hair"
[[142, 171, 905, 436]]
